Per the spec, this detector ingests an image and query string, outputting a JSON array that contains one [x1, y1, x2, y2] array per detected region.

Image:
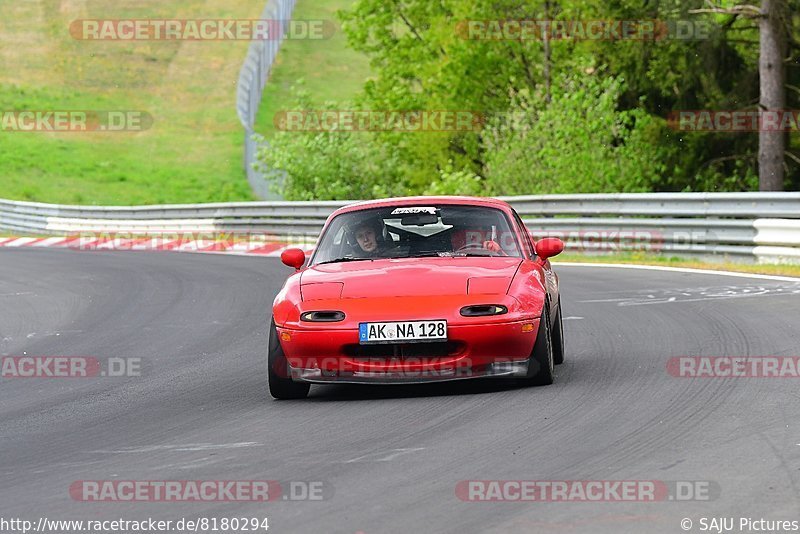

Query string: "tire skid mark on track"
[[550, 308, 743, 478], [1, 250, 800, 534]]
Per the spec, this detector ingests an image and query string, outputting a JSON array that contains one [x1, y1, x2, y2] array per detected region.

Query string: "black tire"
[[552, 298, 565, 365], [520, 302, 555, 386], [268, 319, 310, 400]]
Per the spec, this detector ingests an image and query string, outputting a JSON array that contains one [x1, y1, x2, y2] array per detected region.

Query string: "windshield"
[[311, 204, 522, 265]]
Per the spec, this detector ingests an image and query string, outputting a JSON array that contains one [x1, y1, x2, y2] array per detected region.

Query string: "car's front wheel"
[[552, 299, 565, 365], [268, 319, 310, 400], [520, 302, 555, 386]]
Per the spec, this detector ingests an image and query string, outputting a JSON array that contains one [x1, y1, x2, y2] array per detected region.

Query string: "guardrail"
[[2, 193, 799, 263], [236, 0, 297, 200]]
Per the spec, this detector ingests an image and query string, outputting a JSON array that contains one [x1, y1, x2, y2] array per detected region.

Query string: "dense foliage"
[[258, 0, 799, 199]]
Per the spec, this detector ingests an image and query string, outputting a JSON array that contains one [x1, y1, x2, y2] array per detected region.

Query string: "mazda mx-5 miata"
[[268, 196, 565, 399]]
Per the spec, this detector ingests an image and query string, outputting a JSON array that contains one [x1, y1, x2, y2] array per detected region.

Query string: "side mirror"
[[281, 248, 306, 270], [535, 237, 564, 260]]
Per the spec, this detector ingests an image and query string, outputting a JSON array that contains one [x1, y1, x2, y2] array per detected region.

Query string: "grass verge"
[[255, 0, 371, 137], [554, 252, 800, 278], [0, 0, 265, 205]]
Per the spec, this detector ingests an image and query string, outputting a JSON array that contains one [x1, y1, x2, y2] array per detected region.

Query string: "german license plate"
[[359, 320, 447, 344]]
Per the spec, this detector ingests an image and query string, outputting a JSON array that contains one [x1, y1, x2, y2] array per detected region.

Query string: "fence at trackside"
[[2, 193, 799, 263], [506, 193, 800, 264], [236, 0, 297, 200]]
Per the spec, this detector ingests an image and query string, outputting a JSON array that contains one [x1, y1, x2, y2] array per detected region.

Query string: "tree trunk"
[[543, 1, 552, 105], [758, 0, 787, 191]]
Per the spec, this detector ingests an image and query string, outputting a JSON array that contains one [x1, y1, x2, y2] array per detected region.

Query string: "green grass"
[[0, 0, 264, 205], [554, 252, 800, 278], [255, 0, 372, 137]]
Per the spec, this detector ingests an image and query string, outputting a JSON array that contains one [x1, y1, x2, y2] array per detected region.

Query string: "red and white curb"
[[0, 236, 315, 258]]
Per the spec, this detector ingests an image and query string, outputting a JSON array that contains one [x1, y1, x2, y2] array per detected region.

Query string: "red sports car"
[[268, 196, 565, 399]]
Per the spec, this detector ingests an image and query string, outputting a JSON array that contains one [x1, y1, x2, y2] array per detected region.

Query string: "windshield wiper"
[[315, 257, 374, 265], [454, 251, 497, 257], [381, 252, 450, 260]]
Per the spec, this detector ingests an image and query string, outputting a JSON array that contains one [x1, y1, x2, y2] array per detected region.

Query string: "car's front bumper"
[[288, 359, 530, 384], [277, 319, 539, 384]]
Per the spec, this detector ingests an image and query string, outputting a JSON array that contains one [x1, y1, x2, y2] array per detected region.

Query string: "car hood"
[[300, 257, 522, 300]]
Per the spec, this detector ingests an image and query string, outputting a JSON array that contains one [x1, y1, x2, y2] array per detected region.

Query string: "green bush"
[[481, 72, 672, 195]]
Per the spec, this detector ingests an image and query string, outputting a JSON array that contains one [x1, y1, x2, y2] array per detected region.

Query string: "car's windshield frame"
[[308, 203, 523, 266]]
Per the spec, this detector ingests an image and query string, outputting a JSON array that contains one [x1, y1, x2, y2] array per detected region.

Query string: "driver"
[[351, 217, 388, 257]]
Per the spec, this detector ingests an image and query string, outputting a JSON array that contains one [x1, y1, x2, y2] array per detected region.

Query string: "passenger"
[[451, 226, 507, 255]]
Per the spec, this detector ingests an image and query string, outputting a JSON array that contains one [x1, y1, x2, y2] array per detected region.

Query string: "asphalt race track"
[[1, 247, 799, 534]]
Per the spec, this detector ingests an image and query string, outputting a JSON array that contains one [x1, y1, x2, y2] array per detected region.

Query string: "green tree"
[[257, 0, 799, 199], [482, 71, 671, 194]]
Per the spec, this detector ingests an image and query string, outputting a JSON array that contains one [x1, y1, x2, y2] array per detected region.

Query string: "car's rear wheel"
[[520, 302, 554, 386], [552, 299, 565, 365], [268, 319, 310, 400]]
